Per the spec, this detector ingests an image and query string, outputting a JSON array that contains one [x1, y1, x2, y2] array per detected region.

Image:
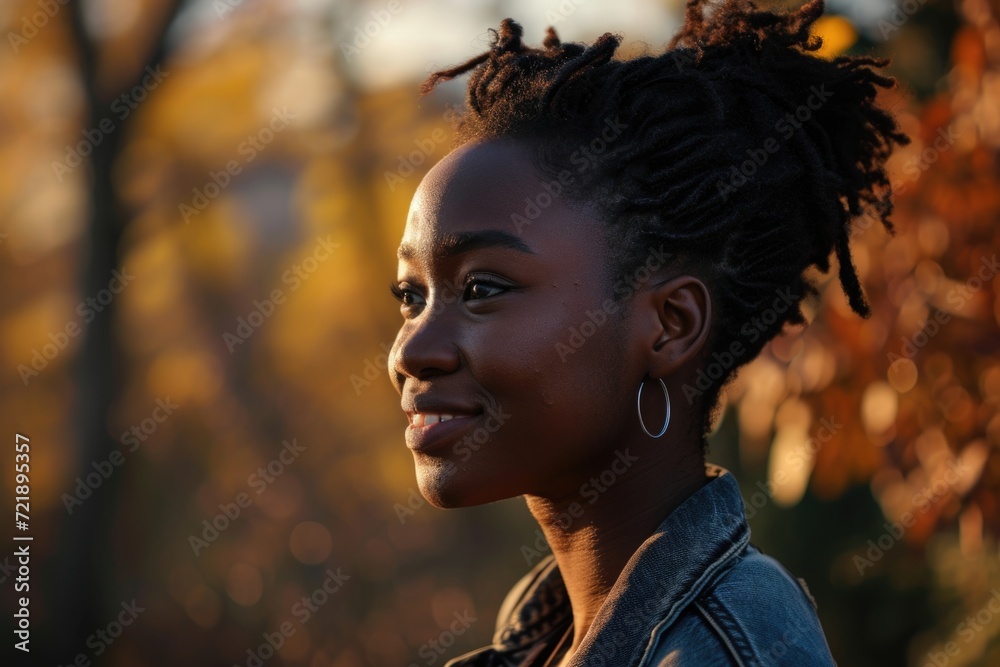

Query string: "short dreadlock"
[[418, 0, 910, 452]]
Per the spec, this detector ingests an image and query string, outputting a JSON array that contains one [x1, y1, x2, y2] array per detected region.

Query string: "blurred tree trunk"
[[42, 1, 183, 661]]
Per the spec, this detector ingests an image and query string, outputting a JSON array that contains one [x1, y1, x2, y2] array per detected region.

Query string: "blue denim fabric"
[[443, 465, 837, 666]]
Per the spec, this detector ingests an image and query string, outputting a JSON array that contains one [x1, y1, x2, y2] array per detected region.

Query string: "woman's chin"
[[414, 461, 509, 509]]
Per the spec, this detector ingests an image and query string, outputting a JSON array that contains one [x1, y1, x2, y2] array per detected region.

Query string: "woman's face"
[[389, 138, 649, 508]]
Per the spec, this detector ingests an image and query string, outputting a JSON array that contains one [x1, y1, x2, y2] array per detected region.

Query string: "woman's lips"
[[405, 413, 481, 453]]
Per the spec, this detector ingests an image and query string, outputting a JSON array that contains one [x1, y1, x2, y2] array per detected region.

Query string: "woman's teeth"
[[414, 413, 459, 427]]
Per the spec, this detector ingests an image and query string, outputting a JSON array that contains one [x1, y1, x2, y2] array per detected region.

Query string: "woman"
[[387, 0, 908, 664]]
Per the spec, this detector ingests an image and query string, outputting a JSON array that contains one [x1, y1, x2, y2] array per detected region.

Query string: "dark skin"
[[388, 138, 714, 665]]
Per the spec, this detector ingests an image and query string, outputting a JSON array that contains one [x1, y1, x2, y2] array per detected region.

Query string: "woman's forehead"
[[396, 139, 608, 276], [411, 140, 535, 217], [403, 138, 583, 242]]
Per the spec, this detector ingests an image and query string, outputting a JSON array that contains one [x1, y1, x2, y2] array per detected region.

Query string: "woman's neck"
[[523, 445, 709, 661]]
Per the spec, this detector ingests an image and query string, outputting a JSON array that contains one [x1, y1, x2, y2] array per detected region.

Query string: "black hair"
[[418, 0, 910, 453]]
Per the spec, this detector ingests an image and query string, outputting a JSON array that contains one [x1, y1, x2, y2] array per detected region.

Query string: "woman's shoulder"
[[643, 542, 837, 666], [710, 542, 822, 616]]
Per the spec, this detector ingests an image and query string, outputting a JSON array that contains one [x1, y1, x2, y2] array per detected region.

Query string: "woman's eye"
[[390, 276, 509, 312], [465, 279, 506, 300], [389, 281, 424, 307]]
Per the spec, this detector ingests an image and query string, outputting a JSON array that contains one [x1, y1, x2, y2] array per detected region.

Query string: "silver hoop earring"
[[637, 376, 671, 438]]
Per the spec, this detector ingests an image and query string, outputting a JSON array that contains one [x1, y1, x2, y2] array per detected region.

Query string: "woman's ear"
[[644, 275, 712, 378]]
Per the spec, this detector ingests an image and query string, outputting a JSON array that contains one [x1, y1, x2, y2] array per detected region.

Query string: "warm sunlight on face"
[[387, 138, 638, 509]]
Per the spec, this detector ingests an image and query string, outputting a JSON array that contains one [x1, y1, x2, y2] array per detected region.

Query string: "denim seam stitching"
[[698, 592, 760, 665], [694, 598, 746, 667], [634, 530, 751, 665]]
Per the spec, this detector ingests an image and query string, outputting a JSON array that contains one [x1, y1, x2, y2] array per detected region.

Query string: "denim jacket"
[[443, 465, 837, 666]]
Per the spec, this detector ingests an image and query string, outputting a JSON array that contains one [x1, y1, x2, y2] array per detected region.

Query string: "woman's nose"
[[390, 306, 463, 384]]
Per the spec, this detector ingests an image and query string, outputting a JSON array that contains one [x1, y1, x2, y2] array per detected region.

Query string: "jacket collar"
[[488, 464, 750, 666]]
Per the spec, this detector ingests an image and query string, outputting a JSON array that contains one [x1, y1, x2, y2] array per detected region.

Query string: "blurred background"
[[0, 0, 998, 665]]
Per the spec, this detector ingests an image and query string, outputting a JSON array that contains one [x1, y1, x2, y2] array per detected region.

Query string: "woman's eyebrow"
[[397, 229, 536, 261]]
